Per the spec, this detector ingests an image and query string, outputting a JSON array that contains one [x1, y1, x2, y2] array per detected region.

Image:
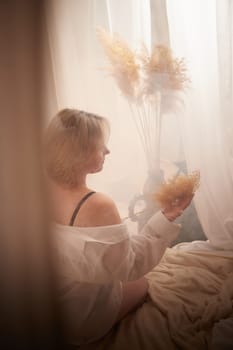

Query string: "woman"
[[44, 108, 193, 346]]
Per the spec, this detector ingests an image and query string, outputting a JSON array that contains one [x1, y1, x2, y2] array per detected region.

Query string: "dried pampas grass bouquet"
[[154, 171, 200, 209]]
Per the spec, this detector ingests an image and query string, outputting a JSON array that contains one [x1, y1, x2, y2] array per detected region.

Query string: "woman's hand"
[[162, 194, 194, 222]]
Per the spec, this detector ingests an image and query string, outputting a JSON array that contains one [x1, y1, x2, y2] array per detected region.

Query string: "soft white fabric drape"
[[166, 0, 233, 249], [47, 0, 233, 248]]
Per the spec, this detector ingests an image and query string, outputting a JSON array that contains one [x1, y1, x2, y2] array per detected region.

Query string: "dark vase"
[[128, 168, 164, 231]]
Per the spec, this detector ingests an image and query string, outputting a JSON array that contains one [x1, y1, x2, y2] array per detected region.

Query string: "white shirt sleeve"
[[76, 212, 180, 283], [60, 280, 122, 346], [126, 211, 180, 279], [84, 211, 180, 282]]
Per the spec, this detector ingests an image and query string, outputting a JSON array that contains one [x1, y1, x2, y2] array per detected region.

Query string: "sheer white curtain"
[[166, 0, 233, 249], [216, 0, 233, 177]]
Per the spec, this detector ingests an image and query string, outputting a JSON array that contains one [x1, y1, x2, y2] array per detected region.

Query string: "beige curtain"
[[0, 0, 63, 347]]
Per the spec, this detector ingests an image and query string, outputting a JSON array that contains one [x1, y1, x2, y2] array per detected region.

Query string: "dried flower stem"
[[97, 27, 189, 173]]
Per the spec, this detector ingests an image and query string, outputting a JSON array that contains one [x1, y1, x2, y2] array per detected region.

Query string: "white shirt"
[[52, 211, 180, 345]]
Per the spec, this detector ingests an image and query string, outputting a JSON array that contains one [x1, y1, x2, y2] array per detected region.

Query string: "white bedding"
[[82, 248, 233, 350]]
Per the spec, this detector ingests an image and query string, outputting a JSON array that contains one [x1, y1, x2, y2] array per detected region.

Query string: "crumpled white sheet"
[[82, 248, 233, 350]]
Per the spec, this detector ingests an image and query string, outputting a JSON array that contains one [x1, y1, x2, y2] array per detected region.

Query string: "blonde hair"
[[43, 108, 109, 187]]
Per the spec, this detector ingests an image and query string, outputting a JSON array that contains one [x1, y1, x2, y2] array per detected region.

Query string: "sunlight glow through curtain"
[[47, 0, 233, 248]]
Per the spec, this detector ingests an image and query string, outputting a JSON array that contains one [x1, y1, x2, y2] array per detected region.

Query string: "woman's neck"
[[50, 178, 90, 200]]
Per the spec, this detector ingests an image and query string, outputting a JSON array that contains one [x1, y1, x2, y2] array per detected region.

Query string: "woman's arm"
[[80, 192, 193, 226], [116, 277, 149, 321], [125, 194, 194, 280]]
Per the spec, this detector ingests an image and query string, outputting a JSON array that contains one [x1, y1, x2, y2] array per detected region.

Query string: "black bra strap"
[[69, 191, 96, 226]]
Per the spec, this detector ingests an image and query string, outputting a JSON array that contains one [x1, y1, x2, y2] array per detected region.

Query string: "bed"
[[82, 245, 233, 350]]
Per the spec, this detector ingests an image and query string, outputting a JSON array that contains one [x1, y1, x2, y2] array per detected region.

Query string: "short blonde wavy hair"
[[43, 108, 109, 187]]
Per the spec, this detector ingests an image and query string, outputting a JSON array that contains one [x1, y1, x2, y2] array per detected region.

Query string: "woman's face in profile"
[[86, 140, 110, 174]]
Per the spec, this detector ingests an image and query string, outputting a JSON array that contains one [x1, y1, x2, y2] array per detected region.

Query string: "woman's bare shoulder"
[[76, 192, 122, 227]]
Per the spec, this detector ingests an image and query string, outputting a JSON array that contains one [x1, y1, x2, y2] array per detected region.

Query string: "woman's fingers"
[[178, 193, 194, 210], [163, 193, 194, 221]]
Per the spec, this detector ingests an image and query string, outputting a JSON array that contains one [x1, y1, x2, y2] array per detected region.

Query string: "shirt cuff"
[[146, 210, 181, 242]]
